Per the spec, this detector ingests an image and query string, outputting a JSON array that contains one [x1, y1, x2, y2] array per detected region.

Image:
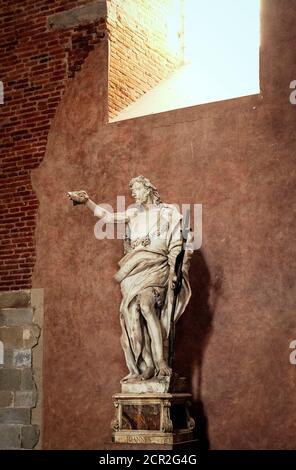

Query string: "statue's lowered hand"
[[67, 190, 89, 206], [170, 274, 178, 291]]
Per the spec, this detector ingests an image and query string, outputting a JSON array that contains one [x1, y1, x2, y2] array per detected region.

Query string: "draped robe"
[[112, 204, 192, 375]]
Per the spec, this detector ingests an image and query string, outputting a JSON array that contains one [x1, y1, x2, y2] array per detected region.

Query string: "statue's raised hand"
[[67, 190, 89, 205]]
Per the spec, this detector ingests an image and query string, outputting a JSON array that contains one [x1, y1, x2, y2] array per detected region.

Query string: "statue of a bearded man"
[[68, 176, 192, 384]]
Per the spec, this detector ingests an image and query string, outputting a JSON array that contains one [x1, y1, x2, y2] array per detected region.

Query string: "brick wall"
[[0, 0, 184, 290], [0, 1, 106, 291], [108, 0, 184, 119]]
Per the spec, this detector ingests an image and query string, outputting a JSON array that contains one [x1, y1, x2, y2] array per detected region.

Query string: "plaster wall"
[[32, 0, 296, 449]]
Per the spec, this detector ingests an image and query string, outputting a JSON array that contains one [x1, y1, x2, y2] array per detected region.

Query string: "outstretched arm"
[[85, 199, 96, 212], [67, 190, 130, 223]]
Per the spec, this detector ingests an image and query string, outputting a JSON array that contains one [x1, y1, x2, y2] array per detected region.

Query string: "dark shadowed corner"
[[175, 250, 223, 450]]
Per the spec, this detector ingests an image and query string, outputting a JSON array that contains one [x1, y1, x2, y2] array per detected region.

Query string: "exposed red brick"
[[107, 0, 183, 118], [0, 0, 106, 290]]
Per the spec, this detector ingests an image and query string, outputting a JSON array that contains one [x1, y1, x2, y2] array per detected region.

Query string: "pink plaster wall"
[[32, 0, 296, 449]]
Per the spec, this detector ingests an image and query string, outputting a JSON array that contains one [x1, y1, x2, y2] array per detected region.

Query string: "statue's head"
[[129, 176, 161, 205]]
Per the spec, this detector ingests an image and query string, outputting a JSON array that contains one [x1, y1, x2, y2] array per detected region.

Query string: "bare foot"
[[157, 360, 172, 377], [139, 367, 155, 381], [121, 373, 139, 383]]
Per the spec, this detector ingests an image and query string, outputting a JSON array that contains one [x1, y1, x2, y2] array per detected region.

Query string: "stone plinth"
[[120, 375, 187, 394], [111, 393, 195, 446], [106, 440, 199, 451]]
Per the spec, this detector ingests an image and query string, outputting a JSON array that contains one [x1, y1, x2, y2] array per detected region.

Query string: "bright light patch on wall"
[[111, 0, 260, 122]]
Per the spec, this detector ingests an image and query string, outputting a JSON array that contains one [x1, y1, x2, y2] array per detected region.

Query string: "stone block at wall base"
[[14, 390, 37, 408], [0, 424, 21, 449], [0, 289, 43, 449], [0, 408, 30, 425], [21, 424, 39, 449], [0, 308, 33, 326], [0, 292, 31, 309], [0, 391, 14, 407], [0, 423, 39, 449], [0, 369, 22, 391]]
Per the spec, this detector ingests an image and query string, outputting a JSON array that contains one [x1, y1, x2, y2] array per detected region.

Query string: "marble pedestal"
[[111, 392, 195, 446]]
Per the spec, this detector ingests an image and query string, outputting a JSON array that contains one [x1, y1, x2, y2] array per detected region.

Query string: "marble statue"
[[67, 176, 192, 384]]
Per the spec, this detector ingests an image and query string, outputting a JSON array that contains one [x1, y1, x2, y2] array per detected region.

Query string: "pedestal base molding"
[[111, 392, 195, 446]]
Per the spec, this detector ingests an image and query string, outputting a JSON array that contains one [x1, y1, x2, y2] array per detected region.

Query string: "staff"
[[169, 209, 190, 369]]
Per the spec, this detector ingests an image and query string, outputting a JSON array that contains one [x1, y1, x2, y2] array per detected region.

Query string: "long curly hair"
[[129, 176, 162, 205]]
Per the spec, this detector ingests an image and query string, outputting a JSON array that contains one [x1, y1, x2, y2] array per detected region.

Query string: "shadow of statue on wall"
[[174, 249, 223, 450]]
